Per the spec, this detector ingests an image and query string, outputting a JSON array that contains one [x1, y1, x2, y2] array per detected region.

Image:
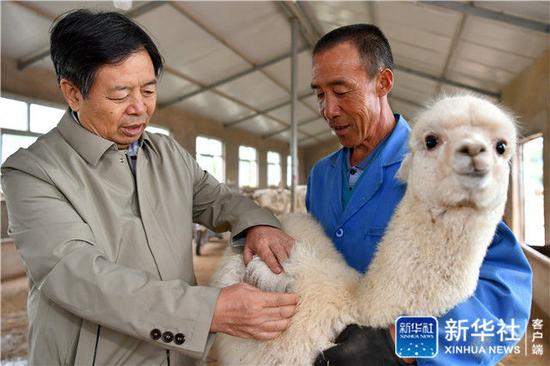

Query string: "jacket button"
[[150, 329, 161, 340], [335, 228, 344, 238], [174, 333, 185, 345], [162, 331, 174, 343]]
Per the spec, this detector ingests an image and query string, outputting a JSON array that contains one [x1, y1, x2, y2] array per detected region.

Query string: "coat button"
[[174, 333, 185, 345], [150, 329, 161, 340], [335, 228, 344, 238], [162, 331, 174, 343]]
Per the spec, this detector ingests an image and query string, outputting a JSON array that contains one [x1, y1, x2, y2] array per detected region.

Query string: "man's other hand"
[[210, 283, 299, 340], [314, 324, 415, 366], [244, 225, 295, 274]]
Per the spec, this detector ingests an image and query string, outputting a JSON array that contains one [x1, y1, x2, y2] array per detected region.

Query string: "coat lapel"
[[338, 115, 411, 227], [339, 157, 383, 226], [328, 151, 345, 227]]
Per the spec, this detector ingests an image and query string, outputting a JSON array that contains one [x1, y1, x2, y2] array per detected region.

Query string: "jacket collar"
[[57, 109, 154, 166], [330, 114, 410, 226]]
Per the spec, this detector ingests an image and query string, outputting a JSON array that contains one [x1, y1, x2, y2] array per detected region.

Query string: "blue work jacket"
[[306, 115, 532, 365]]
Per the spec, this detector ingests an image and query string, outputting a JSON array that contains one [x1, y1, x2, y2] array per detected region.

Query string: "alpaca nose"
[[457, 141, 487, 157]]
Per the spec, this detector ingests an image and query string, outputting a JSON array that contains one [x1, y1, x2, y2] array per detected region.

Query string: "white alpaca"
[[211, 95, 517, 365]]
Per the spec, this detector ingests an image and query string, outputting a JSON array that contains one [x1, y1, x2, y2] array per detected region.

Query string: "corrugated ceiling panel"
[[1, 2, 51, 59], [380, 19, 455, 50], [454, 41, 533, 74], [299, 119, 330, 135], [177, 2, 298, 64], [393, 70, 440, 103], [307, 1, 372, 31], [439, 85, 498, 103], [237, 115, 285, 135], [25, 0, 119, 15], [173, 91, 254, 124], [389, 38, 447, 76], [157, 73, 200, 105], [266, 102, 317, 124], [136, 4, 250, 85], [380, 23, 453, 75], [215, 71, 289, 110], [461, 17, 549, 59], [474, 1, 550, 23], [391, 88, 433, 108], [449, 58, 516, 88], [445, 70, 501, 94], [377, 2, 461, 37], [263, 50, 314, 96]]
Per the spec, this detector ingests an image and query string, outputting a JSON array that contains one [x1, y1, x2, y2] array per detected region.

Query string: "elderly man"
[[308, 24, 532, 365], [1, 10, 299, 365]]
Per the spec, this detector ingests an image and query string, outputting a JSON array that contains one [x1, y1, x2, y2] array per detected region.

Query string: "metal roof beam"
[[166, 1, 320, 141], [438, 12, 467, 94], [276, 2, 501, 98], [277, 1, 321, 47], [424, 1, 550, 34], [11, 1, 322, 143], [223, 92, 314, 128], [395, 64, 500, 98], [167, 1, 304, 104], [12, 1, 56, 20], [159, 47, 308, 109], [17, 48, 50, 71], [160, 67, 322, 142]]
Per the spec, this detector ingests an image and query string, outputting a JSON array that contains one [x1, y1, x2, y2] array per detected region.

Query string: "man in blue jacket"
[[308, 24, 532, 365]]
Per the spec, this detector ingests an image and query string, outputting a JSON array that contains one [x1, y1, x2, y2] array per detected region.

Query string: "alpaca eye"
[[495, 140, 507, 155], [425, 135, 438, 150]]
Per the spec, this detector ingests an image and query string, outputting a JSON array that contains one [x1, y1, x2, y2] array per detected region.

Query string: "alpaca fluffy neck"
[[356, 190, 504, 326]]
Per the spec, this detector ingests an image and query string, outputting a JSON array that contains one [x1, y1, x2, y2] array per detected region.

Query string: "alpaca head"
[[397, 95, 517, 211]]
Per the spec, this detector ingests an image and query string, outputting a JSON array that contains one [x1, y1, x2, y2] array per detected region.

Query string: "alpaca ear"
[[396, 154, 411, 182]]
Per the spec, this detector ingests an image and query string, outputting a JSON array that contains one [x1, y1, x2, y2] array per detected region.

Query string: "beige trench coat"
[[1, 111, 280, 365]]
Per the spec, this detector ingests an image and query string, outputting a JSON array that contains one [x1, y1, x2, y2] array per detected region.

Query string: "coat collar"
[[329, 114, 411, 225], [57, 109, 155, 166]]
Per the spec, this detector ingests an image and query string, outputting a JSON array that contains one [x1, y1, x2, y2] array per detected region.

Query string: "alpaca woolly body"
[[211, 95, 517, 365], [356, 189, 506, 327], [211, 214, 360, 365]]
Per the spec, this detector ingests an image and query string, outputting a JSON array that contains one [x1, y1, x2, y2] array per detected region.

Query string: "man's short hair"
[[50, 9, 163, 97], [313, 24, 393, 78]]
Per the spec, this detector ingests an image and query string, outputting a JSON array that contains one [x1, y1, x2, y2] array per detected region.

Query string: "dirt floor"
[[2, 238, 549, 365]]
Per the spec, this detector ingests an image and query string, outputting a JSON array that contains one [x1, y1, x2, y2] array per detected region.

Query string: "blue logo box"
[[395, 316, 438, 358]]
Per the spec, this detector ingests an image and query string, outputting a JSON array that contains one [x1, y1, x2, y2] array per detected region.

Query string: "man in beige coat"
[[1, 9, 299, 365]]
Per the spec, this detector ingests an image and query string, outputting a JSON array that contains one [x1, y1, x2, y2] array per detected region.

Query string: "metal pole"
[[290, 17, 299, 212]]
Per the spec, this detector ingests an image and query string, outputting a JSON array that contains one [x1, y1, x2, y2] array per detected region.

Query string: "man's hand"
[[314, 324, 415, 366], [243, 225, 295, 274], [210, 283, 300, 340]]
